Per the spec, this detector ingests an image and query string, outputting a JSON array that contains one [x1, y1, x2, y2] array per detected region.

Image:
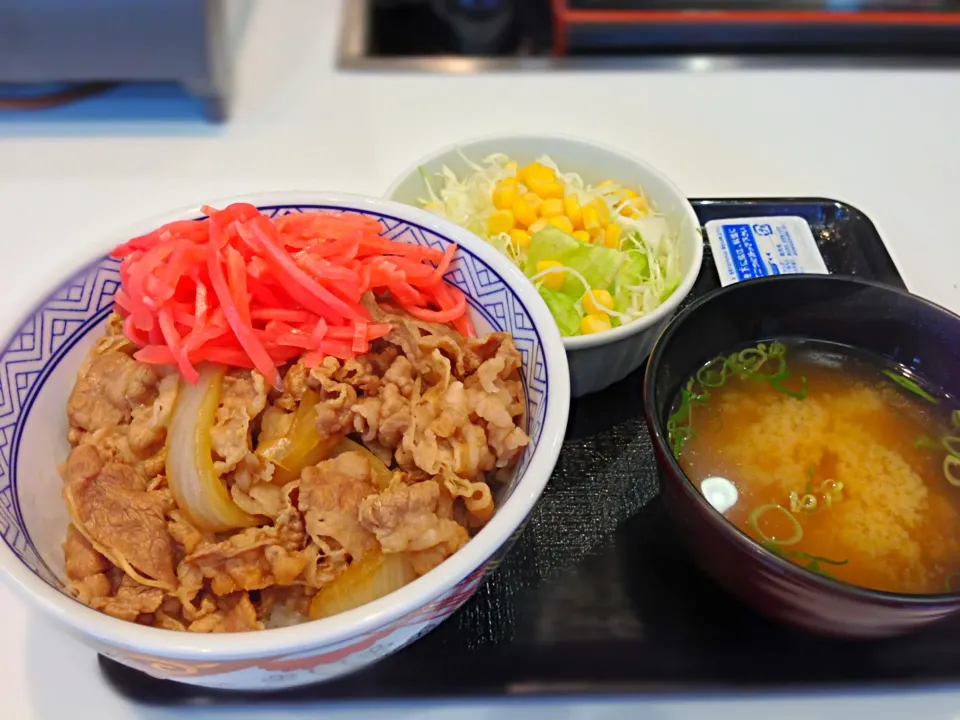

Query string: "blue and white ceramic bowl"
[[0, 191, 570, 690]]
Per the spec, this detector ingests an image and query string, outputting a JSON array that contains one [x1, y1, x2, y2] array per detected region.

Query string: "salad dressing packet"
[[705, 216, 828, 287]]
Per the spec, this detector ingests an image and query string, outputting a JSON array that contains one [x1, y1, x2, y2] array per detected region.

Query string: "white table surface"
[[2, 2, 960, 718]]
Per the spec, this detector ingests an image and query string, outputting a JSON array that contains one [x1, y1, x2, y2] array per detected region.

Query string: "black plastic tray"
[[100, 198, 925, 705]]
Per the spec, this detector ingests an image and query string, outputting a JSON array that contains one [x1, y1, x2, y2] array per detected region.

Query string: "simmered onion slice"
[[309, 548, 415, 620], [255, 388, 341, 485], [327, 437, 394, 491], [166, 365, 260, 532]]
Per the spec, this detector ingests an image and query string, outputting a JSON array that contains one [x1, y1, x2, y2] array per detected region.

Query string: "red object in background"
[[551, 0, 960, 55]]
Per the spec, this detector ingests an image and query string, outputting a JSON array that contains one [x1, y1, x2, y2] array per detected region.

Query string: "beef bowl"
[[0, 191, 569, 689], [644, 275, 960, 639]]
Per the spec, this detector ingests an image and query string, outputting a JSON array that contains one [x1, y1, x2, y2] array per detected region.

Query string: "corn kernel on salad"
[[418, 152, 682, 338]]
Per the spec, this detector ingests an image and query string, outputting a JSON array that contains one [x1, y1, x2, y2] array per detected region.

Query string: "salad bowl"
[[386, 134, 703, 396]]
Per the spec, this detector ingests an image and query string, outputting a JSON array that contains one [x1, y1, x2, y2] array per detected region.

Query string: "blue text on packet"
[[721, 224, 767, 281]]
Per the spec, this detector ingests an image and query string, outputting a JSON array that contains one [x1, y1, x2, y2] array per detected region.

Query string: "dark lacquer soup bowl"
[[643, 275, 960, 639]]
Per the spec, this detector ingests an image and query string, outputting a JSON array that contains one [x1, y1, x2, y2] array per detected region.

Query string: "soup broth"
[[670, 339, 960, 595]]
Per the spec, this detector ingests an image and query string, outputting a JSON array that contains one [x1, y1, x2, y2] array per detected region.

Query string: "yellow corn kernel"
[[533, 165, 558, 183], [582, 203, 601, 231], [525, 176, 552, 197], [528, 218, 549, 234], [524, 166, 558, 196], [540, 198, 564, 218], [547, 216, 574, 234], [511, 196, 538, 228], [572, 230, 591, 243], [581, 313, 612, 335], [603, 223, 623, 249], [523, 191, 543, 213], [537, 181, 565, 200], [509, 228, 531, 251], [598, 180, 616, 189], [563, 195, 583, 229], [591, 198, 612, 225], [492, 179, 520, 210], [536, 260, 565, 291], [517, 162, 544, 185], [583, 288, 614, 315], [617, 188, 641, 217], [504, 160, 518, 175], [487, 209, 515, 235]]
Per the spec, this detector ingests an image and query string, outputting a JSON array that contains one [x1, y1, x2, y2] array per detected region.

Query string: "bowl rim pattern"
[[383, 131, 705, 351], [0, 191, 571, 660], [643, 273, 960, 605]]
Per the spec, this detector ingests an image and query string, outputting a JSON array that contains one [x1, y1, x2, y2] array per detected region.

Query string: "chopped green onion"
[[819, 479, 843, 495], [696, 357, 729, 388], [733, 344, 789, 382], [953, 410, 960, 429], [761, 540, 847, 577], [736, 346, 770, 373], [882, 369, 938, 403], [804, 467, 815, 495], [944, 454, 960, 487], [668, 425, 695, 459], [817, 479, 843, 508], [943, 435, 960, 458], [914, 435, 942, 451], [772, 375, 808, 400], [749, 504, 803, 546], [667, 382, 699, 458], [796, 551, 848, 566]]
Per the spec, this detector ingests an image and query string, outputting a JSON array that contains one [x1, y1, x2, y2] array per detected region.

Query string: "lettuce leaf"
[[558, 242, 625, 297], [538, 286, 581, 337], [523, 226, 581, 276]]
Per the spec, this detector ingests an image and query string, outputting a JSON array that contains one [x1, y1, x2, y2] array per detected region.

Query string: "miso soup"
[[669, 339, 960, 595]]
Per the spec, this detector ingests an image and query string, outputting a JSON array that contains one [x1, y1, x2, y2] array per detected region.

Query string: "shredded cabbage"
[[418, 152, 683, 336]]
